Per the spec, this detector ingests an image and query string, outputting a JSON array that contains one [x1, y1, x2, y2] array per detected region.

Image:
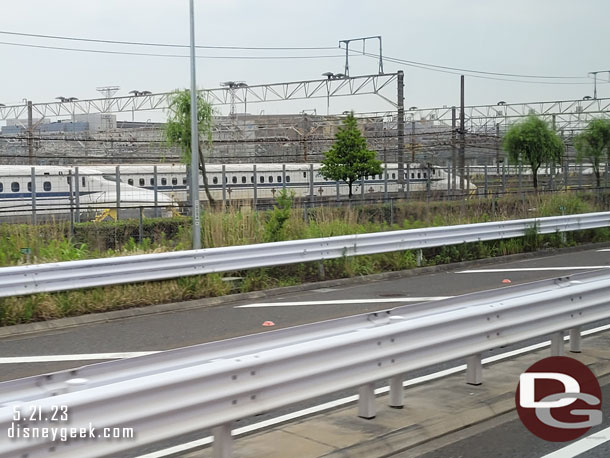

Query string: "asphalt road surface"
[[1, 245, 610, 457]]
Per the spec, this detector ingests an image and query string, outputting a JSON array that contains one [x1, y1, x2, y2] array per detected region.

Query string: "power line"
[[0, 40, 346, 60], [0, 30, 338, 51]]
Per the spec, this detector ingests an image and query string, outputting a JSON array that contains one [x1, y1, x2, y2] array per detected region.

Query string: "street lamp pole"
[[189, 0, 201, 250]]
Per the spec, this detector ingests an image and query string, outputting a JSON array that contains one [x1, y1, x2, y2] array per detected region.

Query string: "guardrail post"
[[466, 354, 482, 385], [358, 383, 376, 419], [551, 331, 565, 356], [569, 327, 582, 353], [389, 375, 404, 409], [416, 249, 423, 267], [212, 423, 232, 458]]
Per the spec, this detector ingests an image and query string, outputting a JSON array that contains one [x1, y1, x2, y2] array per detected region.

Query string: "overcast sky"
[[1, 0, 608, 121]]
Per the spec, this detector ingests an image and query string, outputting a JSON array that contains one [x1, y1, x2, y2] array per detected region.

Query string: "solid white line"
[[135, 323, 610, 458], [457, 267, 610, 273], [540, 425, 610, 458], [235, 297, 453, 308], [597, 249, 610, 252], [0, 352, 158, 364]]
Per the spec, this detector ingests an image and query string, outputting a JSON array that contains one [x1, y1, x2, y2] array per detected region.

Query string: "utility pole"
[[189, 0, 201, 250], [588, 70, 610, 99], [459, 75, 465, 190], [27, 100, 33, 165], [397, 70, 405, 192]]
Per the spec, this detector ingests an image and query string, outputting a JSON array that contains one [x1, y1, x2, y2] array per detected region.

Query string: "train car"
[[0, 165, 177, 222], [92, 162, 476, 204]]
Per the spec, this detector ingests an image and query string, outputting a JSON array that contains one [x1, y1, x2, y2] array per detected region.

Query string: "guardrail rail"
[[0, 211, 609, 298], [1, 268, 610, 457]]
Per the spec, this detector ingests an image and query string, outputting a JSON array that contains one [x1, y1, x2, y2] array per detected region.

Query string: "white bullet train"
[[91, 162, 476, 204], [0, 165, 177, 222], [0, 163, 474, 221]]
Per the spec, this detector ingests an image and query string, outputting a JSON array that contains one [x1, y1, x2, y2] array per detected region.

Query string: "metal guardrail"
[[1, 211, 609, 298], [1, 269, 609, 457]]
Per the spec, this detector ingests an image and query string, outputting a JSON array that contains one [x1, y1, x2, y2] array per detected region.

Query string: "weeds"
[[1, 192, 609, 326]]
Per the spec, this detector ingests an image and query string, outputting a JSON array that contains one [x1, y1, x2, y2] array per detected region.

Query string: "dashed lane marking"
[[540, 425, 610, 457], [235, 297, 453, 308], [457, 266, 610, 273], [0, 352, 158, 364]]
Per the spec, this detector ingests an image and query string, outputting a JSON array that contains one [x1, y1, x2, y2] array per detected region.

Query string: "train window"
[[27, 182, 31, 191], [424, 172, 427, 178], [43, 181, 51, 191], [417, 172, 421, 178], [260, 176, 264, 183], [242, 176, 246, 183], [161, 178, 167, 186], [286, 176, 291, 183], [392, 173, 396, 179], [150, 178, 155, 186], [232, 176, 237, 184], [277, 176, 282, 183], [0, 183, 3, 192], [269, 176, 273, 183], [139, 178, 145, 186], [251, 176, 254, 183], [11, 182, 19, 192], [411, 173, 415, 179], [182, 178, 187, 185], [172, 177, 178, 185], [213, 177, 218, 184], [303, 172, 307, 178], [432, 169, 436, 175], [128, 179, 134, 185]]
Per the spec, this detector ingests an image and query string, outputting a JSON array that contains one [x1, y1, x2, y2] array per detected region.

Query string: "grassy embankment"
[[0, 191, 609, 326]]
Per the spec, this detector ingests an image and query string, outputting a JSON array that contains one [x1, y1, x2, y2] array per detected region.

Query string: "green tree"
[[502, 115, 564, 190], [165, 89, 215, 202], [320, 112, 382, 198], [573, 118, 610, 188]]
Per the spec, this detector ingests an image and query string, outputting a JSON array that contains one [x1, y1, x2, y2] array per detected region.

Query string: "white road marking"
[[135, 323, 610, 458], [597, 249, 610, 252], [457, 267, 610, 273], [236, 297, 453, 308], [0, 352, 158, 364], [540, 425, 610, 457]]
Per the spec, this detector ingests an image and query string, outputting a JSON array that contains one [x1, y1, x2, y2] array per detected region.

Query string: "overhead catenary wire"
[[0, 40, 346, 60], [0, 29, 339, 50]]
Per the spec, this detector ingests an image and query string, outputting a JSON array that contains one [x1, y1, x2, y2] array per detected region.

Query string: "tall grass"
[[1, 191, 609, 326]]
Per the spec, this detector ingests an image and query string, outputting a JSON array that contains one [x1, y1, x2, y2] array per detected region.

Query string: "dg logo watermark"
[[515, 356, 602, 442]]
